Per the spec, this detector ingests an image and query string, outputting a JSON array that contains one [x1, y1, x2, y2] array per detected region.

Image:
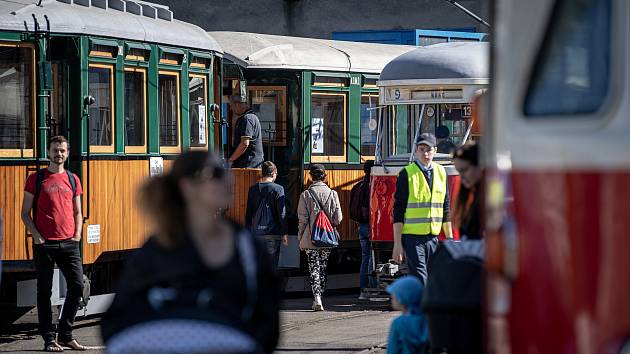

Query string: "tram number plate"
[[462, 104, 473, 117], [389, 88, 410, 101]]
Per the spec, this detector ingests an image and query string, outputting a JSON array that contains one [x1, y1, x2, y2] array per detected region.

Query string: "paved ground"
[[0, 293, 397, 353]]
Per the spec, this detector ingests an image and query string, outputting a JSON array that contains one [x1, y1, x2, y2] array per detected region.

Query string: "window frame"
[[188, 73, 209, 151], [248, 85, 287, 147], [310, 91, 347, 163], [0, 42, 36, 158], [88, 63, 116, 154], [360, 92, 379, 161], [123, 67, 147, 154], [158, 70, 181, 154]]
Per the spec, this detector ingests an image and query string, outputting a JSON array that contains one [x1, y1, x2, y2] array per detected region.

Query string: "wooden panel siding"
[[81, 160, 151, 264], [303, 169, 364, 242], [226, 168, 261, 225], [1, 165, 37, 261]]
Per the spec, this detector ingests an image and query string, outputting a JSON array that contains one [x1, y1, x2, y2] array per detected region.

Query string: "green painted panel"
[[347, 73, 361, 164], [115, 41, 125, 154], [207, 55, 215, 149], [147, 44, 159, 154], [0, 32, 23, 41], [302, 71, 312, 164], [80, 36, 90, 155], [36, 38, 47, 159], [180, 51, 190, 151]]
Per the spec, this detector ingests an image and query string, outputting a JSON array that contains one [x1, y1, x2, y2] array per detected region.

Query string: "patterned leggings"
[[305, 249, 332, 297]]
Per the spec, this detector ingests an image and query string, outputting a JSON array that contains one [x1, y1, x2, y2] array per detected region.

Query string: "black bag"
[[251, 185, 276, 236], [422, 240, 484, 354]]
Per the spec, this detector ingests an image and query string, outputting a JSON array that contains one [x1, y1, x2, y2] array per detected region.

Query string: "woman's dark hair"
[[139, 151, 227, 247], [309, 164, 326, 181], [453, 142, 481, 232]]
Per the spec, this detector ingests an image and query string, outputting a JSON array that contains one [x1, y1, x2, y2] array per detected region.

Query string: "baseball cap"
[[415, 133, 437, 147]]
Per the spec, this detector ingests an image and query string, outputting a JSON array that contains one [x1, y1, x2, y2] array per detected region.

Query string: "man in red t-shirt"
[[21, 135, 87, 352]]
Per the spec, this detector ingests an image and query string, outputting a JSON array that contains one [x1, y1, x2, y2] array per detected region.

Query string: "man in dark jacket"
[[349, 160, 377, 299], [245, 161, 288, 269], [228, 93, 264, 168]]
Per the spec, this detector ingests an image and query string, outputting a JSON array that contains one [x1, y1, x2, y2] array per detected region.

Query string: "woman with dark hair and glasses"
[[452, 142, 484, 240], [100, 151, 280, 354]]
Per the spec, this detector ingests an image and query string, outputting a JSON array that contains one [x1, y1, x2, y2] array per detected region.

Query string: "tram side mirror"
[[83, 95, 95, 107]]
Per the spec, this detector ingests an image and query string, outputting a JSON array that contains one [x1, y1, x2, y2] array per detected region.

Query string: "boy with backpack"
[[245, 161, 288, 270], [349, 160, 377, 299]]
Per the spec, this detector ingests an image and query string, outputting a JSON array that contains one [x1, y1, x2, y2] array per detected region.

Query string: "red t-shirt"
[[24, 170, 83, 241]]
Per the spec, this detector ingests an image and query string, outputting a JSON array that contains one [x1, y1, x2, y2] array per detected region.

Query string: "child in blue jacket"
[[386, 276, 429, 354]]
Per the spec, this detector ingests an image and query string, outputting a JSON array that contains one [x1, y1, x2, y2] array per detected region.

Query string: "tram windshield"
[[380, 102, 474, 159]]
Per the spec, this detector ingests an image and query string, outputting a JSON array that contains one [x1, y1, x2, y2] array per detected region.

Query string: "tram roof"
[[0, 0, 222, 53], [209, 31, 416, 74], [378, 42, 489, 85]]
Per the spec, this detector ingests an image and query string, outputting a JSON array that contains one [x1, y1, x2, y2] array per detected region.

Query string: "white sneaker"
[[358, 290, 368, 300], [312, 296, 324, 311]]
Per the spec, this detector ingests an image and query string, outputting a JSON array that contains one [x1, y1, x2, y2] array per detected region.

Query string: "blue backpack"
[[251, 185, 276, 236]]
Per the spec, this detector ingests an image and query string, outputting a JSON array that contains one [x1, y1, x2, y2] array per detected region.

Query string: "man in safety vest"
[[392, 133, 453, 284]]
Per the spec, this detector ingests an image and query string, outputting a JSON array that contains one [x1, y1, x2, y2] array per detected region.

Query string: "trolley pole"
[[441, 0, 491, 28]]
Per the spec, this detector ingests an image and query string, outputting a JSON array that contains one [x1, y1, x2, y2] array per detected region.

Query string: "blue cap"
[[386, 275, 424, 314]]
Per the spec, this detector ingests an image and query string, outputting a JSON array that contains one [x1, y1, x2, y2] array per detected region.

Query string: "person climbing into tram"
[[228, 93, 264, 168], [100, 151, 280, 354], [392, 133, 453, 285], [245, 161, 289, 270], [21, 136, 87, 352], [452, 142, 484, 240], [349, 160, 377, 299], [297, 164, 342, 311]]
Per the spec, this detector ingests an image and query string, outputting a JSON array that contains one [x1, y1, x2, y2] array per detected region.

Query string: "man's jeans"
[[262, 236, 282, 271], [401, 234, 439, 286], [33, 239, 84, 343], [359, 224, 377, 289]]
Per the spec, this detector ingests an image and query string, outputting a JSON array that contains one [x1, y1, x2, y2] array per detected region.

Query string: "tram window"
[[360, 94, 378, 157], [125, 48, 148, 62], [248, 86, 287, 146], [311, 93, 346, 163], [190, 57, 211, 69], [0, 44, 34, 157], [124, 68, 146, 153], [524, 0, 611, 117], [189, 74, 208, 148], [158, 71, 180, 153], [313, 76, 349, 87], [90, 44, 116, 58], [88, 64, 114, 153]]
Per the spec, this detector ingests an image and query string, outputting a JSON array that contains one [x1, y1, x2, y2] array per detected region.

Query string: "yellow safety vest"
[[401, 162, 447, 235]]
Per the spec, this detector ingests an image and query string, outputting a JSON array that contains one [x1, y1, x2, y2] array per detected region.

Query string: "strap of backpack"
[[66, 170, 77, 196], [237, 229, 257, 322], [307, 189, 337, 227], [32, 169, 46, 221]]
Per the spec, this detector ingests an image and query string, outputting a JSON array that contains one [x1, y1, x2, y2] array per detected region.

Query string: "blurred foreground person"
[[101, 151, 280, 354], [452, 142, 484, 240], [386, 276, 429, 354]]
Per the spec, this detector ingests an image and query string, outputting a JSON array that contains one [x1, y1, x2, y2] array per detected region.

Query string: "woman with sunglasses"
[[100, 151, 280, 354]]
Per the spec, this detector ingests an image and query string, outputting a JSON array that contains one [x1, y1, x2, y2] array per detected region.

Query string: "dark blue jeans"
[[401, 234, 439, 285], [262, 236, 281, 271], [33, 239, 84, 343], [359, 224, 377, 289]]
